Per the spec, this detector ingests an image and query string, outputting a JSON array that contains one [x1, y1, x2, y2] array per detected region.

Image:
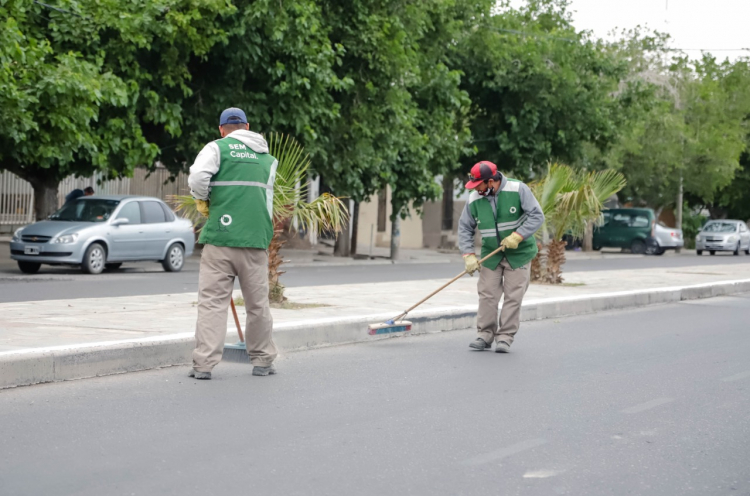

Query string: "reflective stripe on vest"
[[209, 181, 272, 190]]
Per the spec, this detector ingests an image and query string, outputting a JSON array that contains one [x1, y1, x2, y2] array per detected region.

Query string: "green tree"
[[454, 0, 626, 179], [0, 0, 232, 219], [602, 33, 749, 215]]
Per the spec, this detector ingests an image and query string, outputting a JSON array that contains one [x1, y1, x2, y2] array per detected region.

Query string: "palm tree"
[[171, 133, 349, 302], [530, 163, 626, 284]]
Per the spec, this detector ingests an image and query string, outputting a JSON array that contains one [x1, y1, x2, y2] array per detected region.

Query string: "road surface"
[[1, 295, 749, 495]]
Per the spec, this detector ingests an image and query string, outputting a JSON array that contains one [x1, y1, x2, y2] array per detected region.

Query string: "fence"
[[0, 171, 34, 225], [0, 168, 192, 225]]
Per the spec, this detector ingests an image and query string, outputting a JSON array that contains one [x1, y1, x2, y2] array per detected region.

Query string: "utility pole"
[[675, 173, 683, 253]]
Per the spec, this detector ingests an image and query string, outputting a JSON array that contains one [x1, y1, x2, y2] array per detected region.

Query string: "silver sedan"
[[10, 195, 195, 274], [695, 220, 750, 256]]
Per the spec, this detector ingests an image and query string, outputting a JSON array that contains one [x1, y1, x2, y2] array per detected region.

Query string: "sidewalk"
[[1, 261, 748, 354]]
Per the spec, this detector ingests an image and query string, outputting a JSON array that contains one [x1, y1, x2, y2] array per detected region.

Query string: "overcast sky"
[[509, 0, 750, 62]]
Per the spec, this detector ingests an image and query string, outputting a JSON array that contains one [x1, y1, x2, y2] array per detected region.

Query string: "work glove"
[[500, 232, 524, 251], [195, 199, 210, 218], [463, 254, 480, 276]]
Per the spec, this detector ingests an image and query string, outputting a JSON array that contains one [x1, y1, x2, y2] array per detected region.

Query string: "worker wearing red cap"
[[458, 161, 544, 353]]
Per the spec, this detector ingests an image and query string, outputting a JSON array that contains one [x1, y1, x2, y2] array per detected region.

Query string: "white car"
[[10, 195, 195, 274], [695, 220, 750, 256], [647, 222, 684, 255]]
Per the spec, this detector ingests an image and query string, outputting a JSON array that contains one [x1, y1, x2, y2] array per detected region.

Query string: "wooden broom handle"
[[230, 298, 245, 343], [391, 245, 506, 321]]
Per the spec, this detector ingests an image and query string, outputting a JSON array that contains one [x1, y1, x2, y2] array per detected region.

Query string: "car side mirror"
[[111, 218, 129, 227]]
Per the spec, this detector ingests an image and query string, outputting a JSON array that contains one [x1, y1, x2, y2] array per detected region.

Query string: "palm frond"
[[168, 195, 204, 229], [531, 163, 627, 242], [292, 193, 350, 235], [588, 169, 628, 204]]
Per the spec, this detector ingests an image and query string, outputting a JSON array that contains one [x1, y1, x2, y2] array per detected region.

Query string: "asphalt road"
[[1, 296, 749, 495], [1, 244, 750, 302]]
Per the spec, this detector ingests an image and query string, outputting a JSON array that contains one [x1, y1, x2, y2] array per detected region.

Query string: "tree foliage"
[[3, 0, 749, 234]]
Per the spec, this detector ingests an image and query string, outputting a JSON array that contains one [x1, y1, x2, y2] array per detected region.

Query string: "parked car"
[[695, 220, 750, 256], [593, 208, 684, 255], [10, 195, 195, 274]]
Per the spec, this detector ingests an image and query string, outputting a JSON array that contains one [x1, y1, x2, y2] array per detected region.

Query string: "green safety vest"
[[198, 136, 277, 249], [468, 179, 538, 270]]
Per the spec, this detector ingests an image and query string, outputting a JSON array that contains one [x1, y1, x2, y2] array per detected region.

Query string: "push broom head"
[[367, 320, 412, 336]]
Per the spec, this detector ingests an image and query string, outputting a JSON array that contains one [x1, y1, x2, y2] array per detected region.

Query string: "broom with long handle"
[[367, 244, 506, 335], [230, 298, 244, 343]]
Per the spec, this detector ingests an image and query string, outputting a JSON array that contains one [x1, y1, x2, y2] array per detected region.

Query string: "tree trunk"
[[530, 242, 544, 282], [441, 175, 454, 231], [544, 239, 567, 284], [350, 201, 360, 256], [334, 201, 351, 257], [390, 210, 401, 261], [267, 228, 287, 303], [31, 181, 60, 221], [583, 221, 593, 252]]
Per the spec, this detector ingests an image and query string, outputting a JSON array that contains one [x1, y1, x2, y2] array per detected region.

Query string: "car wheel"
[[746, 249, 750, 255], [18, 261, 41, 274], [696, 250, 703, 255], [654, 247, 665, 256], [630, 239, 646, 255], [105, 263, 122, 270], [734, 243, 741, 256], [82, 243, 106, 274], [162, 243, 185, 272], [709, 250, 716, 256]]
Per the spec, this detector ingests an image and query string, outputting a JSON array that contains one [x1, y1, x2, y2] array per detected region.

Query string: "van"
[[593, 208, 683, 255]]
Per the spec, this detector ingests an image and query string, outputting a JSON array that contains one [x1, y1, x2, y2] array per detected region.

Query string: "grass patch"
[[234, 297, 328, 310]]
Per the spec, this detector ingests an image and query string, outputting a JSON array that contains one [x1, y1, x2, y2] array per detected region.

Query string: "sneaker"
[[252, 365, 277, 376], [188, 369, 211, 380], [469, 338, 492, 351], [494, 341, 511, 353]]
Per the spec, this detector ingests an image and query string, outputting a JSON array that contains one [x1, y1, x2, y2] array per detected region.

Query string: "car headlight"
[[695, 235, 701, 242], [11, 228, 23, 242], [53, 233, 79, 244], [727, 235, 738, 243]]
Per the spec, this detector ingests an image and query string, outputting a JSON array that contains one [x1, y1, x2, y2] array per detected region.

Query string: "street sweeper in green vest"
[[459, 161, 544, 353], [187, 107, 278, 379]]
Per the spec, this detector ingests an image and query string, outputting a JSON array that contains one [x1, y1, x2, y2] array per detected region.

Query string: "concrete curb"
[[2, 279, 749, 388]]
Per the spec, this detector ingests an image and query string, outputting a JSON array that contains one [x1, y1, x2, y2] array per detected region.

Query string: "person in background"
[[64, 186, 94, 204]]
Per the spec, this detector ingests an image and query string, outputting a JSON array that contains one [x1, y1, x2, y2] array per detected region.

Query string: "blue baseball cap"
[[219, 107, 248, 126]]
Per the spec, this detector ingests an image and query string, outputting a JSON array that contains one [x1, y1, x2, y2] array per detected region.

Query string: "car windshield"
[[49, 199, 120, 222], [702, 222, 737, 233]]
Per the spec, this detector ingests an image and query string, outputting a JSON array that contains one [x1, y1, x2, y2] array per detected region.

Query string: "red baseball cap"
[[465, 161, 499, 189]]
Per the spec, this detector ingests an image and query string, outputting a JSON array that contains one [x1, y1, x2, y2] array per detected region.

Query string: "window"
[[140, 201, 166, 224], [601, 212, 611, 226], [703, 222, 737, 233], [160, 202, 176, 222], [116, 202, 141, 224], [49, 199, 119, 223], [631, 215, 650, 228], [740, 223, 748, 233], [612, 213, 630, 227]]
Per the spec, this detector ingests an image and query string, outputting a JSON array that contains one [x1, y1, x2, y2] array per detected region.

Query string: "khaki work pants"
[[477, 258, 531, 346], [193, 244, 276, 372]]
